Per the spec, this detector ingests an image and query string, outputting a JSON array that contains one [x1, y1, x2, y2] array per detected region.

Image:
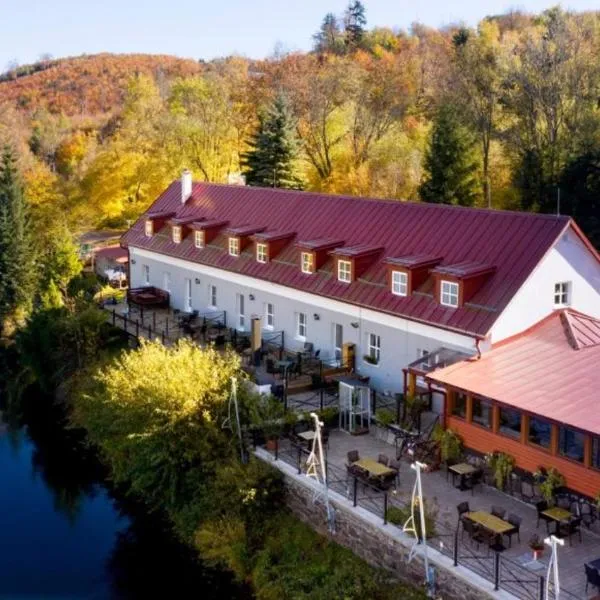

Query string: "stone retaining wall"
[[256, 448, 516, 600]]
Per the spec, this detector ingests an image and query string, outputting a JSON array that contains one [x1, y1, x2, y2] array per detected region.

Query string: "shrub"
[[375, 408, 396, 427], [432, 425, 462, 463]]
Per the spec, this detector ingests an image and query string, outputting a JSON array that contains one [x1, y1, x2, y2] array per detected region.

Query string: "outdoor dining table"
[[354, 458, 396, 479], [466, 511, 513, 549], [542, 506, 573, 535], [298, 430, 316, 442], [448, 462, 477, 490], [586, 557, 600, 571]]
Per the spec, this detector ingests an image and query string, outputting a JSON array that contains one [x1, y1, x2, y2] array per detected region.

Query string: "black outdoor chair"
[[461, 517, 479, 543], [503, 514, 522, 547], [464, 469, 484, 496], [536, 501, 553, 531], [347, 450, 359, 465], [388, 458, 401, 489], [585, 564, 600, 594], [557, 516, 582, 546], [473, 527, 504, 554], [491, 505, 506, 520], [521, 481, 543, 504], [556, 495, 571, 510], [378, 454, 389, 466], [580, 501, 597, 529], [457, 501, 470, 526]]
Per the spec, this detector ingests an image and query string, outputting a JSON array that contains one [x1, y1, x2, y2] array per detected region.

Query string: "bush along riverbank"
[[2, 291, 425, 599]]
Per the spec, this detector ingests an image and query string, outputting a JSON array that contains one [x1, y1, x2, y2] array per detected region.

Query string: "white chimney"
[[181, 169, 192, 203]]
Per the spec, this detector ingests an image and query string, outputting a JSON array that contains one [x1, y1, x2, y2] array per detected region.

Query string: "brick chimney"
[[181, 169, 192, 203]]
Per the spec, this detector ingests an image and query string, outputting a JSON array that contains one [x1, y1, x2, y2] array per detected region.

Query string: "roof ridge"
[[187, 181, 572, 222]]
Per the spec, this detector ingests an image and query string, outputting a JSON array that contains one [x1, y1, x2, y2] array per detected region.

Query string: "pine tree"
[[0, 146, 36, 327], [419, 103, 480, 206], [344, 1, 367, 51], [313, 13, 345, 54], [241, 95, 304, 190]]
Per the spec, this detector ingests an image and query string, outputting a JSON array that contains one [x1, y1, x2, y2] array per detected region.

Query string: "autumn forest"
[[1, 4, 600, 246]]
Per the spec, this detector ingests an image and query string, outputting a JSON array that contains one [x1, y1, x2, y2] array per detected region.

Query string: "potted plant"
[[374, 408, 396, 442], [363, 353, 379, 365], [539, 467, 565, 505], [246, 394, 285, 451], [485, 451, 515, 490], [432, 425, 463, 466], [529, 534, 545, 561]]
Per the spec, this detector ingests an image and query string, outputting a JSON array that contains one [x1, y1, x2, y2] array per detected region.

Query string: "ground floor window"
[[367, 333, 381, 363], [451, 392, 467, 419], [528, 416, 552, 449], [472, 397, 492, 428], [559, 426, 584, 463], [499, 407, 521, 439], [296, 312, 307, 339], [592, 437, 600, 470]]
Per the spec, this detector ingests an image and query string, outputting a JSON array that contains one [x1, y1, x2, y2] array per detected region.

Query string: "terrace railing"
[[256, 434, 575, 600]]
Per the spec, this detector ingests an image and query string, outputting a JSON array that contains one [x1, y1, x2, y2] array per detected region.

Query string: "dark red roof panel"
[[331, 244, 384, 257], [253, 230, 296, 242], [432, 261, 497, 278], [122, 181, 572, 336], [385, 254, 443, 269], [297, 238, 345, 250]]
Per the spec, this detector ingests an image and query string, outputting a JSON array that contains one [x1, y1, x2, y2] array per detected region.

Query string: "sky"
[[2, 0, 598, 70]]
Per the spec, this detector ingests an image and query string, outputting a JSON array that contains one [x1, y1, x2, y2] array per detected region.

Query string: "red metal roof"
[[331, 244, 384, 257], [432, 261, 497, 279], [121, 181, 574, 337], [385, 254, 443, 269], [94, 245, 128, 262], [428, 309, 600, 434]]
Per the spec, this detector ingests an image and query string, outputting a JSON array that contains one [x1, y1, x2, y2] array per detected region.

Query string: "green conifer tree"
[[419, 103, 480, 206], [344, 1, 367, 51], [0, 146, 36, 326], [242, 95, 304, 190]]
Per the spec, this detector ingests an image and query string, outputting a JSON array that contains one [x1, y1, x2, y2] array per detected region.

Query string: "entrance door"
[[333, 323, 343, 364], [237, 293, 245, 330], [184, 278, 192, 312]]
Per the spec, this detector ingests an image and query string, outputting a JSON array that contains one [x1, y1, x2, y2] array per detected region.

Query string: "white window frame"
[[228, 237, 240, 257], [265, 302, 274, 329], [368, 333, 381, 364], [144, 220, 153, 237], [194, 230, 204, 249], [209, 285, 217, 308], [172, 225, 182, 244], [391, 270, 408, 296], [337, 259, 352, 283], [256, 243, 268, 264], [554, 281, 571, 306], [301, 252, 313, 274], [143, 264, 150, 285], [163, 271, 171, 293], [296, 312, 307, 340], [440, 280, 459, 308]]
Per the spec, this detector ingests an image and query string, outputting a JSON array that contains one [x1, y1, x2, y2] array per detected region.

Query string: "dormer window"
[[337, 259, 352, 283], [440, 280, 459, 308], [229, 237, 240, 257], [256, 243, 268, 263], [194, 230, 204, 249], [172, 226, 182, 244], [301, 252, 314, 274], [145, 220, 153, 237], [391, 271, 408, 296]]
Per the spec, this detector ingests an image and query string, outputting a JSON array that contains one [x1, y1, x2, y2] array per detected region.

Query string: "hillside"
[[0, 53, 203, 115]]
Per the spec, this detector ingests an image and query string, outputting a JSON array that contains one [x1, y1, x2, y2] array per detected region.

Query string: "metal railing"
[[257, 434, 582, 600]]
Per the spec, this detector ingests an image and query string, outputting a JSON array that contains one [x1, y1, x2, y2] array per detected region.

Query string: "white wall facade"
[[490, 226, 600, 343], [129, 246, 477, 393]]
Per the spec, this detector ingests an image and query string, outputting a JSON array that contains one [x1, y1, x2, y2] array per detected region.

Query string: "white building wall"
[[490, 226, 600, 343], [129, 246, 477, 393]]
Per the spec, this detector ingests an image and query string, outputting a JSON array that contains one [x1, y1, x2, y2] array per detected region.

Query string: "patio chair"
[[473, 527, 502, 555], [491, 506, 506, 520], [557, 516, 582, 546], [556, 495, 571, 510], [464, 468, 484, 496], [503, 514, 522, 547], [580, 501, 596, 529], [457, 501, 470, 526], [347, 450, 359, 465], [462, 517, 480, 543], [378, 454, 390, 466], [388, 458, 401, 488], [585, 563, 600, 594], [536, 500, 553, 532], [521, 481, 542, 504]]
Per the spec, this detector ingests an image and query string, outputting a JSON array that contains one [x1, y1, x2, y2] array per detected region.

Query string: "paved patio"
[[278, 428, 600, 599]]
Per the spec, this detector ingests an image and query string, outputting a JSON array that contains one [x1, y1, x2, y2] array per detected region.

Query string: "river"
[[0, 391, 250, 600]]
